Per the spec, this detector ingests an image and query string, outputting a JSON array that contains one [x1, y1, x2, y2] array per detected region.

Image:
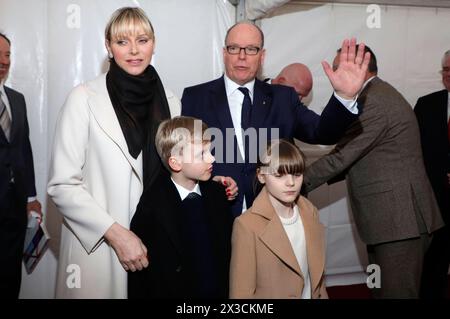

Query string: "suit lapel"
[[155, 175, 183, 254], [253, 188, 303, 277], [438, 90, 448, 128], [210, 76, 244, 162], [251, 79, 272, 129], [298, 197, 325, 293], [210, 76, 235, 130], [86, 75, 143, 184], [4, 87, 20, 144]]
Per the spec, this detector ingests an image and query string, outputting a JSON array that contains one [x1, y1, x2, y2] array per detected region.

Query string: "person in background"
[[414, 50, 450, 299], [230, 139, 327, 299], [271, 63, 313, 101], [303, 45, 443, 298], [0, 32, 42, 299]]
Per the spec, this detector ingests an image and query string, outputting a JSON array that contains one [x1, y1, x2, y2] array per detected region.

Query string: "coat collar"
[[154, 173, 183, 254], [250, 187, 325, 292], [209, 76, 234, 130], [251, 79, 273, 129], [85, 74, 143, 184]]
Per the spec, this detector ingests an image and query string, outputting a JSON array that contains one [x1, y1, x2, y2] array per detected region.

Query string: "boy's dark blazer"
[[128, 170, 233, 298]]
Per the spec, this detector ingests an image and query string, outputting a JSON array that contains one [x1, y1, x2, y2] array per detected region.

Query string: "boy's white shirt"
[[171, 177, 202, 200]]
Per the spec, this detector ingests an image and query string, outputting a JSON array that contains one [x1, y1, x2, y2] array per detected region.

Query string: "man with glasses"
[[181, 21, 370, 216], [0, 32, 42, 298], [415, 50, 450, 299]]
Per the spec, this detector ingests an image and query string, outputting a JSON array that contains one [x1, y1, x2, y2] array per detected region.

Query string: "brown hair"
[[255, 139, 305, 194], [258, 139, 305, 175]]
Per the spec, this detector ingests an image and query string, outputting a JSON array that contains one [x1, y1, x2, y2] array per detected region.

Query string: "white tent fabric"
[[0, 0, 448, 297], [245, 0, 291, 20]]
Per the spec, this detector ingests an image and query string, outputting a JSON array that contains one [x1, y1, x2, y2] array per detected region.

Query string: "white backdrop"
[[0, 0, 448, 298]]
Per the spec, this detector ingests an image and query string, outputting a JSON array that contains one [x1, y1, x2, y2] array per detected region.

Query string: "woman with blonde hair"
[[48, 7, 170, 298]]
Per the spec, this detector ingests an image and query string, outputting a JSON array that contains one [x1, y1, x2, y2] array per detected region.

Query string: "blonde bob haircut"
[[105, 7, 155, 42], [155, 116, 211, 171]]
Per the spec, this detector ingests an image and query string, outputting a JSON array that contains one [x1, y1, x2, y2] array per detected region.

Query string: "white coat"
[[48, 74, 178, 298]]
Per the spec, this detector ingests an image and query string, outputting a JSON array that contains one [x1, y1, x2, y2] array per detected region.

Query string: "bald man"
[[272, 63, 313, 101]]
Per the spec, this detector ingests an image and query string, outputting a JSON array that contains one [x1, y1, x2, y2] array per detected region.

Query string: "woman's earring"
[[108, 52, 113, 59]]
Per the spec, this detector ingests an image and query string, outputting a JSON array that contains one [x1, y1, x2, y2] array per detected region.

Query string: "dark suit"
[[414, 89, 450, 299], [0, 86, 37, 298], [128, 170, 233, 298], [304, 77, 444, 298], [181, 76, 357, 215]]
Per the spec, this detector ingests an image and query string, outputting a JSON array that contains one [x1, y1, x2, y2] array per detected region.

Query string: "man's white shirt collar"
[[171, 178, 202, 201], [224, 74, 255, 101]]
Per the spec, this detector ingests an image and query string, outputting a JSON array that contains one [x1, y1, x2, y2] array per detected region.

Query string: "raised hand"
[[322, 38, 371, 100]]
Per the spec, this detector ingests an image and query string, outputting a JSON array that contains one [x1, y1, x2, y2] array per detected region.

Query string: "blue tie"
[[238, 87, 252, 131]]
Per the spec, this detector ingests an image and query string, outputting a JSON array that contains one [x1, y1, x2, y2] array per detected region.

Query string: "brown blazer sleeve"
[[304, 95, 388, 193]]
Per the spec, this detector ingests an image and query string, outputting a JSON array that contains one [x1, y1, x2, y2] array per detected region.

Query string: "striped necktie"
[[0, 92, 11, 141]]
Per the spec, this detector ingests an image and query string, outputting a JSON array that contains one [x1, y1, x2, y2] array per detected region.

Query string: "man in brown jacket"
[[303, 45, 444, 298]]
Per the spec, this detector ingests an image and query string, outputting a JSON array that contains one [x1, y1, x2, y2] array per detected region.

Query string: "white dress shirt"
[[171, 178, 202, 200]]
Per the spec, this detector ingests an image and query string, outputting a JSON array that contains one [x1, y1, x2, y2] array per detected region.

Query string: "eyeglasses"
[[226, 45, 261, 56], [440, 67, 450, 74]]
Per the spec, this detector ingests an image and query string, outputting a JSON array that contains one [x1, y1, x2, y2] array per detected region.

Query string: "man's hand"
[[322, 38, 371, 100], [212, 175, 238, 201], [447, 173, 450, 185], [104, 223, 149, 272], [27, 200, 42, 222]]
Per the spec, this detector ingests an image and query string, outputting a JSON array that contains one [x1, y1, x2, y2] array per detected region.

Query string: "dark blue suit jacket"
[[0, 86, 36, 204], [181, 76, 357, 215], [414, 89, 449, 225]]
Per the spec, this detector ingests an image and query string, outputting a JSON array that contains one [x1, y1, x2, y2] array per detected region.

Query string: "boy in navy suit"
[[129, 116, 233, 298]]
